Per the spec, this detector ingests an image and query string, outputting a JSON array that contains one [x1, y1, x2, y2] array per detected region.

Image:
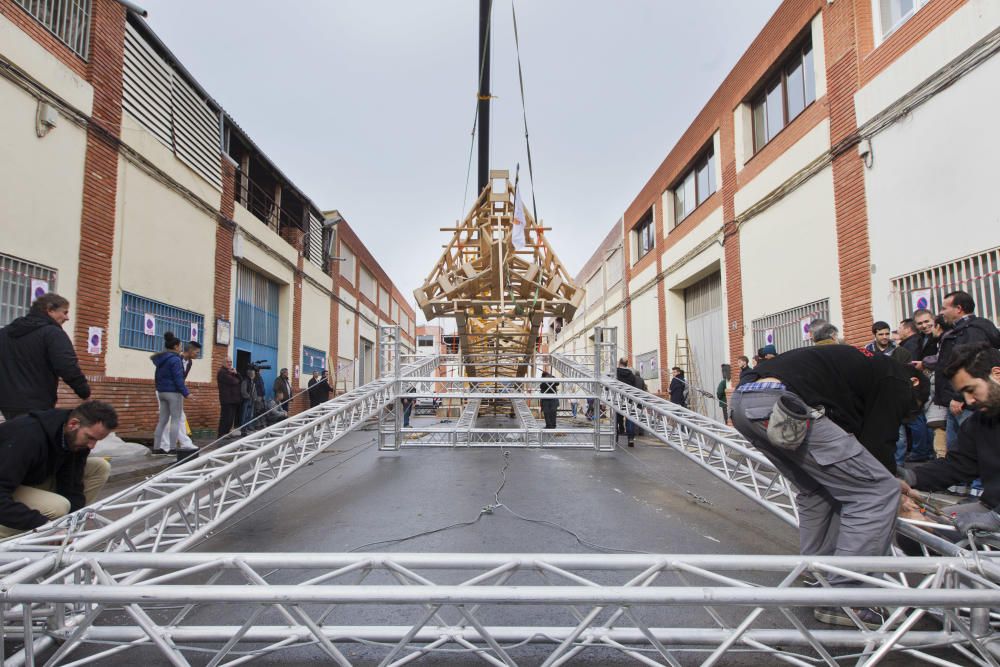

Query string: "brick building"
[[0, 0, 414, 437], [551, 0, 1000, 415]]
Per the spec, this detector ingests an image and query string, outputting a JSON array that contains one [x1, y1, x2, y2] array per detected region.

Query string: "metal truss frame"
[[2, 326, 999, 665], [2, 552, 999, 666]]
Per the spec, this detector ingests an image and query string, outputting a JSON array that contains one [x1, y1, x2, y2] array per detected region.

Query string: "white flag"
[[511, 186, 526, 250]]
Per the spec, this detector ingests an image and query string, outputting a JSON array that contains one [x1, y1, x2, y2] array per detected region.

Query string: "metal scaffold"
[[0, 324, 998, 666]]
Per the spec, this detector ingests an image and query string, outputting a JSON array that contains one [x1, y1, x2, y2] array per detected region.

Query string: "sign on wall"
[[215, 318, 231, 346], [635, 350, 658, 380], [143, 314, 156, 336], [30, 279, 49, 301], [87, 327, 102, 355]]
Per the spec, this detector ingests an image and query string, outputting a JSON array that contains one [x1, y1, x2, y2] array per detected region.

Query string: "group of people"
[[729, 289, 1000, 629], [0, 292, 340, 538]]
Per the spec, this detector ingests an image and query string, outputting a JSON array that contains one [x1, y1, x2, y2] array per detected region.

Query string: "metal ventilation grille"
[[122, 23, 221, 189], [306, 213, 324, 268]]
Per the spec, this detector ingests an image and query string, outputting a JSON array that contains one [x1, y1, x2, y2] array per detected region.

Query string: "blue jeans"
[[902, 412, 933, 462], [403, 403, 412, 427], [945, 409, 971, 451]]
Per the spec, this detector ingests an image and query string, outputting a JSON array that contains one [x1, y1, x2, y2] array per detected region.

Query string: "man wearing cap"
[[731, 344, 927, 629]]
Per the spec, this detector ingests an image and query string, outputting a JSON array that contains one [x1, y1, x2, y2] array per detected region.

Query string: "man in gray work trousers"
[[731, 344, 927, 630]]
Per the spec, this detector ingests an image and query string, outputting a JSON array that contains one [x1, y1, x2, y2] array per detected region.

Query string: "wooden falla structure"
[[414, 171, 582, 380]]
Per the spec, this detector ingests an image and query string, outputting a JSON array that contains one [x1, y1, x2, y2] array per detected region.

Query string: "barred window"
[[302, 346, 326, 376], [891, 247, 1000, 326], [751, 298, 830, 355], [120, 292, 204, 356], [14, 0, 91, 60], [0, 253, 58, 326]]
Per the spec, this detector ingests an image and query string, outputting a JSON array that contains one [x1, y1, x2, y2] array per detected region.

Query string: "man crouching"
[[731, 344, 928, 629], [0, 400, 116, 538]]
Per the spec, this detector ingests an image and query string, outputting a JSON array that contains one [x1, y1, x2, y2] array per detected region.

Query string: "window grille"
[[890, 246, 1000, 326], [302, 346, 326, 375], [234, 264, 279, 348], [14, 0, 91, 60], [0, 253, 58, 327], [751, 298, 830, 354], [120, 292, 204, 355]]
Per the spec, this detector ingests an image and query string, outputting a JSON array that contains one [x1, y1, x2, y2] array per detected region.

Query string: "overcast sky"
[[140, 0, 782, 323]]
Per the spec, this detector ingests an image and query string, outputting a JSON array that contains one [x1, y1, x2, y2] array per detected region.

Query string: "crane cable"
[[511, 0, 539, 231], [462, 1, 494, 217]]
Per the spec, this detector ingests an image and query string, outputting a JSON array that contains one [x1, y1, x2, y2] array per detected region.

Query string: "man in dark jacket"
[[934, 291, 1000, 450], [307, 370, 331, 408], [273, 368, 292, 414], [0, 400, 116, 538], [0, 293, 90, 420], [731, 345, 927, 628], [668, 367, 687, 407], [615, 358, 637, 446], [540, 371, 559, 429], [216, 357, 242, 437], [900, 343, 1000, 534]]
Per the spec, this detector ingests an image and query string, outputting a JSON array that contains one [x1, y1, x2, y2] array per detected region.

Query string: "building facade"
[[552, 0, 1000, 408], [0, 0, 415, 436]]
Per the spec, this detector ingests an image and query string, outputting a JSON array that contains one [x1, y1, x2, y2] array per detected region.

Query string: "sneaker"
[[814, 606, 887, 630], [627, 439, 635, 447], [148, 449, 174, 457]]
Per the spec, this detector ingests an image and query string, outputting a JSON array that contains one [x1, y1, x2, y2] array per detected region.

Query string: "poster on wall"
[[799, 317, 812, 341], [189, 321, 199, 343], [763, 329, 775, 346], [215, 319, 231, 346], [911, 289, 932, 313], [29, 279, 49, 301], [635, 350, 658, 380], [87, 327, 102, 355], [143, 314, 156, 336]]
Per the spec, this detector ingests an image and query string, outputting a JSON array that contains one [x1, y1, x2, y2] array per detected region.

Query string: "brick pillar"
[[825, 0, 873, 345], [73, 0, 125, 377], [291, 258, 305, 414], [213, 156, 237, 380], [653, 206, 669, 393], [720, 115, 745, 384], [328, 241, 341, 395]]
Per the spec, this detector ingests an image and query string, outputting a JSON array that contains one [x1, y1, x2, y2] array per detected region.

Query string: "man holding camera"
[[731, 344, 928, 629]]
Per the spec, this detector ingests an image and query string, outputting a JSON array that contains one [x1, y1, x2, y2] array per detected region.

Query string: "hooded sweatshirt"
[[0, 409, 90, 530], [0, 312, 90, 412], [151, 350, 189, 396]]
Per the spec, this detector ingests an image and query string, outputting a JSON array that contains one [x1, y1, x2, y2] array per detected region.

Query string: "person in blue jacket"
[[151, 332, 189, 455]]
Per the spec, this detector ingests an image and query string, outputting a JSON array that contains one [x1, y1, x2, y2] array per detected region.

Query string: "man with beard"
[[732, 344, 928, 629], [0, 400, 117, 537], [899, 342, 1000, 534]]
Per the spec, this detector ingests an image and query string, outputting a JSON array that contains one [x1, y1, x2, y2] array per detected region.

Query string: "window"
[[876, 0, 931, 41], [751, 298, 830, 355], [417, 335, 435, 348], [605, 247, 623, 288], [302, 346, 326, 375], [891, 246, 1000, 326], [585, 270, 603, 309], [751, 38, 816, 153], [14, 0, 91, 59], [672, 145, 717, 225], [120, 292, 204, 356], [632, 209, 655, 262], [379, 286, 391, 315], [0, 254, 58, 326], [340, 245, 355, 284], [359, 267, 376, 303]]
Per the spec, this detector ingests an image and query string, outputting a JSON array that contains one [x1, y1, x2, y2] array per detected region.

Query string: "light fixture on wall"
[[35, 101, 58, 138], [323, 212, 346, 262]]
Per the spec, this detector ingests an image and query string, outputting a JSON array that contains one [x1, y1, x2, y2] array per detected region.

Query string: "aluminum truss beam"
[[2, 552, 999, 666], [0, 353, 440, 558]]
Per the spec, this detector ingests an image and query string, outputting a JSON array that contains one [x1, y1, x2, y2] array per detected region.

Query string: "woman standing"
[[151, 332, 189, 455], [668, 367, 688, 408]]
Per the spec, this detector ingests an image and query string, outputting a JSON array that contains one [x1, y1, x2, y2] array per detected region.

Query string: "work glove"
[[953, 510, 1000, 534]]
